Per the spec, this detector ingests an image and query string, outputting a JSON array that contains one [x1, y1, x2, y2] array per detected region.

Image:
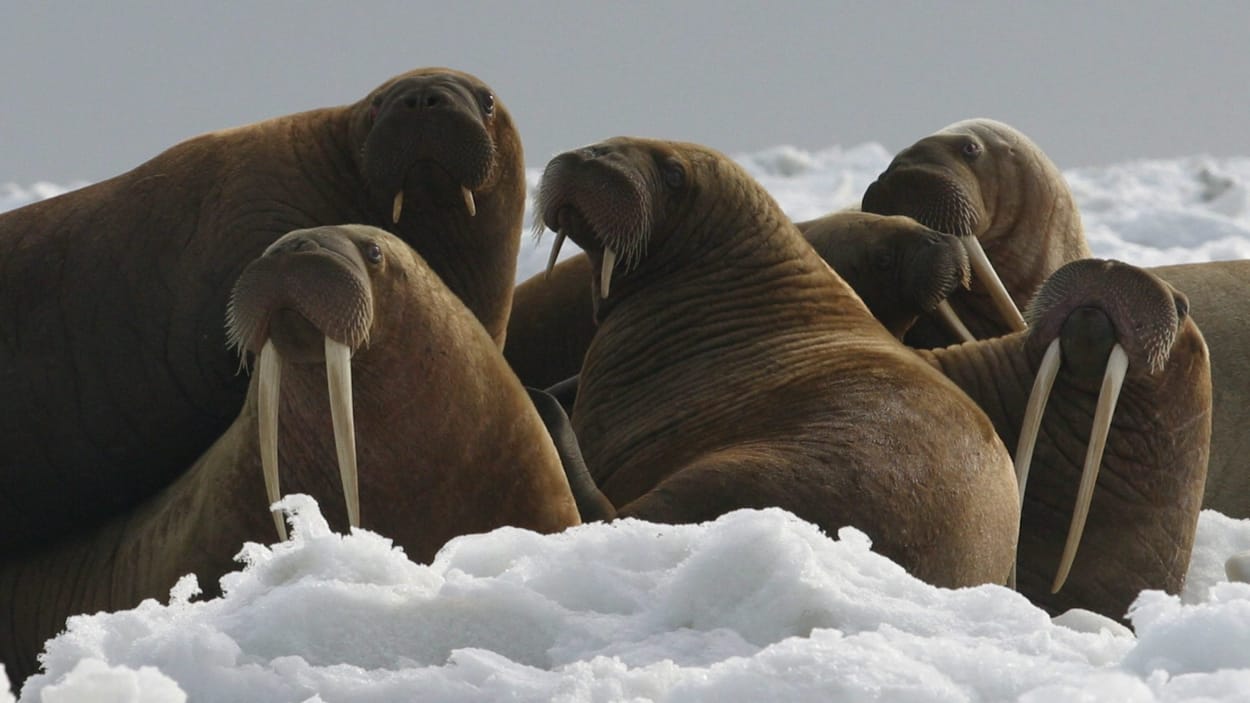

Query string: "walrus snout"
[[534, 142, 654, 297], [226, 228, 375, 360], [362, 72, 499, 225]]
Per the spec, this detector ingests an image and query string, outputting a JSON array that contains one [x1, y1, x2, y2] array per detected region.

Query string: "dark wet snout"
[[227, 228, 375, 362]]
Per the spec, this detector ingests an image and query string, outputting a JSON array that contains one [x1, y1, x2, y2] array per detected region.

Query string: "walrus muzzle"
[[227, 228, 375, 540]]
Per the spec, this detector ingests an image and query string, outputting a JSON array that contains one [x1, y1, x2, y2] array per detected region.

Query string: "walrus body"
[[1, 225, 579, 685], [862, 118, 1245, 520], [505, 211, 970, 389], [0, 68, 525, 553], [534, 137, 1020, 589], [925, 259, 1211, 618], [1150, 260, 1250, 518]]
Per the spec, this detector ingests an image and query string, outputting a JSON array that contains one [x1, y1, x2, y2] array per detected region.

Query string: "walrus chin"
[[226, 229, 376, 540], [1009, 259, 1184, 592]]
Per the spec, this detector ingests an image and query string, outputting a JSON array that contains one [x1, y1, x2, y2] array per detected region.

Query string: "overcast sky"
[[3, 2, 1249, 183]]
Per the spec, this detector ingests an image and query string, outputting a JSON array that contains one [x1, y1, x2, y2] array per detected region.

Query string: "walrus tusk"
[[935, 301, 977, 343], [545, 230, 567, 280], [963, 235, 1027, 332], [257, 340, 287, 541], [325, 337, 360, 529], [392, 191, 404, 224], [462, 186, 477, 217], [1052, 343, 1128, 593], [1008, 338, 1061, 589], [601, 248, 616, 299], [1226, 550, 1250, 584]]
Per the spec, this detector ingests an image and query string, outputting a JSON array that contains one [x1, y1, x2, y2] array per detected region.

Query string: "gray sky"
[[3, 1, 1249, 183]]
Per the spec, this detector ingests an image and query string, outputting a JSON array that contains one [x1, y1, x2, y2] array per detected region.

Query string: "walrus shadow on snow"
[[0, 225, 580, 686]]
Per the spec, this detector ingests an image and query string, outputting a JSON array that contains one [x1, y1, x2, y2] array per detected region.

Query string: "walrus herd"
[[0, 67, 1240, 685]]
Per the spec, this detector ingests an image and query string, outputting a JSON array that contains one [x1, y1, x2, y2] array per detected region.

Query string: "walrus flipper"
[[526, 386, 615, 522]]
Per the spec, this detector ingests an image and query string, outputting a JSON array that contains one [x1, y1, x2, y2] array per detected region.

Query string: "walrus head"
[[534, 137, 778, 321], [1011, 258, 1192, 594], [349, 68, 513, 225], [226, 224, 400, 539], [862, 119, 1052, 335], [803, 213, 971, 339]]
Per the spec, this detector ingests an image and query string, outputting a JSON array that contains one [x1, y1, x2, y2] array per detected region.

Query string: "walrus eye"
[[875, 252, 893, 270], [364, 242, 383, 264], [662, 159, 686, 189], [480, 91, 495, 117], [962, 141, 983, 159]]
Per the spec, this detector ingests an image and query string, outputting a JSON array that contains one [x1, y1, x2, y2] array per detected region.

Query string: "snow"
[[5, 144, 1250, 702]]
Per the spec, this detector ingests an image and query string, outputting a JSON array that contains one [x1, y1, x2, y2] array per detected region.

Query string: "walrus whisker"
[[1226, 550, 1250, 584], [1052, 342, 1128, 593], [601, 247, 616, 298], [935, 301, 976, 343], [392, 191, 404, 224], [325, 336, 361, 529], [546, 231, 566, 280], [257, 340, 287, 541], [963, 235, 1027, 332], [1008, 338, 1061, 589], [462, 186, 477, 218]]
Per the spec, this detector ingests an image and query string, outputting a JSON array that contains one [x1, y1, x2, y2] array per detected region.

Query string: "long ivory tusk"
[[257, 340, 287, 541], [1052, 343, 1129, 593], [935, 301, 977, 343], [392, 191, 404, 224], [1007, 338, 1061, 589], [963, 236, 1027, 332], [601, 248, 616, 299], [461, 186, 476, 217], [545, 230, 566, 280], [325, 337, 360, 529], [1226, 550, 1250, 584]]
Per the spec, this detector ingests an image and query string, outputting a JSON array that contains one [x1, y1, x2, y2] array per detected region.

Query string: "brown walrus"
[[533, 137, 1020, 589], [505, 211, 971, 389], [0, 225, 580, 685], [1130, 260, 1250, 519], [861, 118, 1089, 345], [923, 259, 1211, 618], [860, 119, 1247, 520], [0, 67, 525, 554]]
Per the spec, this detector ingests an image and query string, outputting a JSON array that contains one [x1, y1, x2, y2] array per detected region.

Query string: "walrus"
[[922, 259, 1211, 617], [0, 67, 525, 554], [861, 118, 1089, 345], [860, 119, 1248, 520], [0, 225, 580, 685], [533, 137, 1020, 589], [505, 211, 971, 389]]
